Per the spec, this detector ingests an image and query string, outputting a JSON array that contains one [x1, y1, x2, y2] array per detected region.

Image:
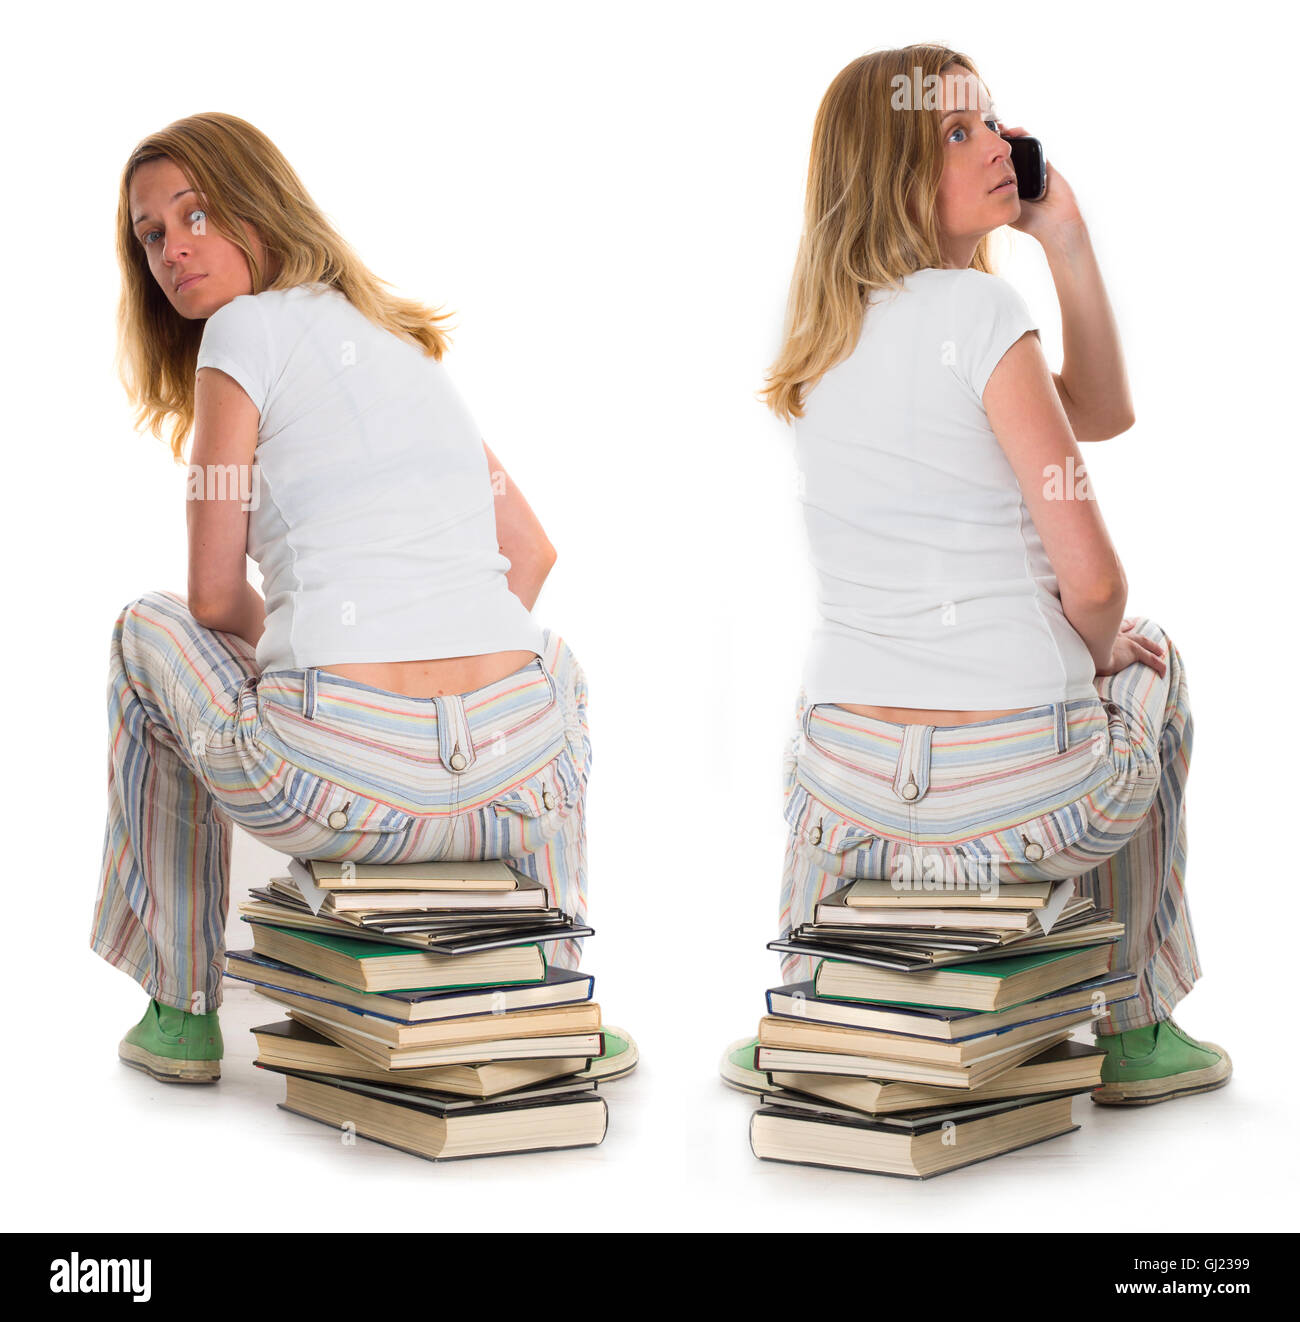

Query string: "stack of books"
[[224, 855, 637, 1162], [729, 875, 1135, 1178]]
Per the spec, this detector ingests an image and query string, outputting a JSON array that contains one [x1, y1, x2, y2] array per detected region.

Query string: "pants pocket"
[[257, 761, 416, 835], [487, 742, 583, 859], [949, 799, 1095, 883], [202, 716, 416, 856], [782, 780, 883, 880]]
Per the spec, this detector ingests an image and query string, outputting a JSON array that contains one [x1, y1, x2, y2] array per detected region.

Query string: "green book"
[[259, 924, 444, 960], [890, 948, 1088, 979], [247, 922, 548, 994], [815, 944, 1113, 1012]]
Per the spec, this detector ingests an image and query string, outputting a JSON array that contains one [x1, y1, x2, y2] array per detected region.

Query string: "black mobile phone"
[[1003, 133, 1046, 201]]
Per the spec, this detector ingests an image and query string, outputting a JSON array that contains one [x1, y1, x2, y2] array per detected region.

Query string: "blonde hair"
[[114, 112, 456, 461], [760, 44, 997, 422]]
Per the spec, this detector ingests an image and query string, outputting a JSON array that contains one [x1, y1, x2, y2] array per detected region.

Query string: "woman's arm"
[[186, 366, 266, 648], [483, 441, 557, 613], [1043, 220, 1136, 442], [1002, 127, 1135, 443], [983, 330, 1128, 672]]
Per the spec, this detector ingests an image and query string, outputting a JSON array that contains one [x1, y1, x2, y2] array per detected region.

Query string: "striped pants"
[[777, 616, 1198, 1034], [90, 590, 592, 1013]]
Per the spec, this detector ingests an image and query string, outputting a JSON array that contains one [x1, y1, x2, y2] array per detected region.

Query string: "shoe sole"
[[118, 1039, 220, 1084], [1090, 1041, 1231, 1106], [719, 1037, 767, 1095]]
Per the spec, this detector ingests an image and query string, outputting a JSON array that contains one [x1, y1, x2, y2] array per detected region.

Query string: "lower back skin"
[[319, 650, 541, 699]]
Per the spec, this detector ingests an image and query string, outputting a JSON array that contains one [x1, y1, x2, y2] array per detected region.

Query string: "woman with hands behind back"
[[93, 113, 603, 1086]]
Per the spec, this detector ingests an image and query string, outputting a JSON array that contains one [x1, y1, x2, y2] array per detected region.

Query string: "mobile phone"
[[1002, 133, 1046, 201]]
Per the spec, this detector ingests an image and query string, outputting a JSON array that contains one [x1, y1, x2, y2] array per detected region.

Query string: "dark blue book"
[[765, 971, 1138, 1040], [225, 948, 594, 1023]]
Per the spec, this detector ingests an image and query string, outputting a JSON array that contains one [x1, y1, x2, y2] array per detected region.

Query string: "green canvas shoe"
[[718, 1035, 766, 1095], [574, 1025, 639, 1082], [1091, 1018, 1231, 1106], [118, 998, 223, 1083]]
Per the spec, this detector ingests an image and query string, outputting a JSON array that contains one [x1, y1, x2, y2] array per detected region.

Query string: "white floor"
[[27, 828, 1290, 1233], [43, 993, 1287, 1234]]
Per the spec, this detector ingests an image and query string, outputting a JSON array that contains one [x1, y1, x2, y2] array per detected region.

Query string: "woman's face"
[[128, 156, 274, 319], [933, 67, 1019, 266]]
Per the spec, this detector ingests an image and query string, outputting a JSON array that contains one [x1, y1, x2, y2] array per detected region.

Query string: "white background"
[[4, 0, 1296, 1233]]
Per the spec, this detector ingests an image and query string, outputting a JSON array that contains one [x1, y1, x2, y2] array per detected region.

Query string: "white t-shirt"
[[195, 282, 545, 675], [794, 266, 1097, 708]]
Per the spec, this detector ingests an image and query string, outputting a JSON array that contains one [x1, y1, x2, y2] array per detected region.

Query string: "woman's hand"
[[999, 125, 1085, 245], [1095, 617, 1167, 678]]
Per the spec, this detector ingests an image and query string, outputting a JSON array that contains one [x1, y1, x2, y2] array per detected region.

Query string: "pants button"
[[449, 750, 467, 771], [542, 789, 555, 810], [327, 808, 349, 830], [809, 824, 823, 844], [901, 782, 919, 800], [1023, 839, 1045, 861]]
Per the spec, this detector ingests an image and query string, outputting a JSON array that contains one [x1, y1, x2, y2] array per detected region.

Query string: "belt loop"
[[893, 724, 933, 802], [1053, 701, 1068, 754], [433, 693, 476, 772], [301, 668, 318, 721]]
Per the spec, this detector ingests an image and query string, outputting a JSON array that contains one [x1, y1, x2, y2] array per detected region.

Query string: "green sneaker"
[[1091, 1018, 1231, 1106], [574, 1025, 639, 1082], [719, 1035, 766, 1095], [118, 998, 223, 1083]]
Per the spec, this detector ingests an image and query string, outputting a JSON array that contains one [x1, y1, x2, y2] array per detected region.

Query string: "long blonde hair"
[[115, 112, 456, 461], [760, 45, 996, 423]]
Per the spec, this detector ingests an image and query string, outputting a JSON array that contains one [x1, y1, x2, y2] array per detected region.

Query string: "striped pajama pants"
[[90, 590, 592, 1014], [777, 616, 1198, 1034]]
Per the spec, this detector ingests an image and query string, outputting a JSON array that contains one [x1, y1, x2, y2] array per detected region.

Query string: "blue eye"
[[948, 118, 1000, 143], [140, 208, 206, 246]]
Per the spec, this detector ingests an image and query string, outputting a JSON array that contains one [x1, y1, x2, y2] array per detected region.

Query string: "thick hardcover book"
[[758, 1083, 1098, 1129], [247, 922, 549, 993], [251, 983, 602, 1049], [749, 1093, 1079, 1179], [250, 1018, 593, 1098], [815, 882, 1089, 931], [811, 947, 1117, 1013], [754, 1026, 1075, 1089], [757, 1006, 1101, 1067], [841, 877, 1057, 908], [278, 1072, 609, 1161], [766, 1037, 1107, 1114], [225, 949, 594, 1023], [254, 1059, 600, 1111], [264, 875, 550, 916], [764, 972, 1139, 1041], [305, 857, 525, 891], [279, 995, 605, 1070]]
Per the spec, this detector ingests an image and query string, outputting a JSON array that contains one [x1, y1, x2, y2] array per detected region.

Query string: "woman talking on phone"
[[725, 45, 1229, 1106], [91, 112, 602, 1084]]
